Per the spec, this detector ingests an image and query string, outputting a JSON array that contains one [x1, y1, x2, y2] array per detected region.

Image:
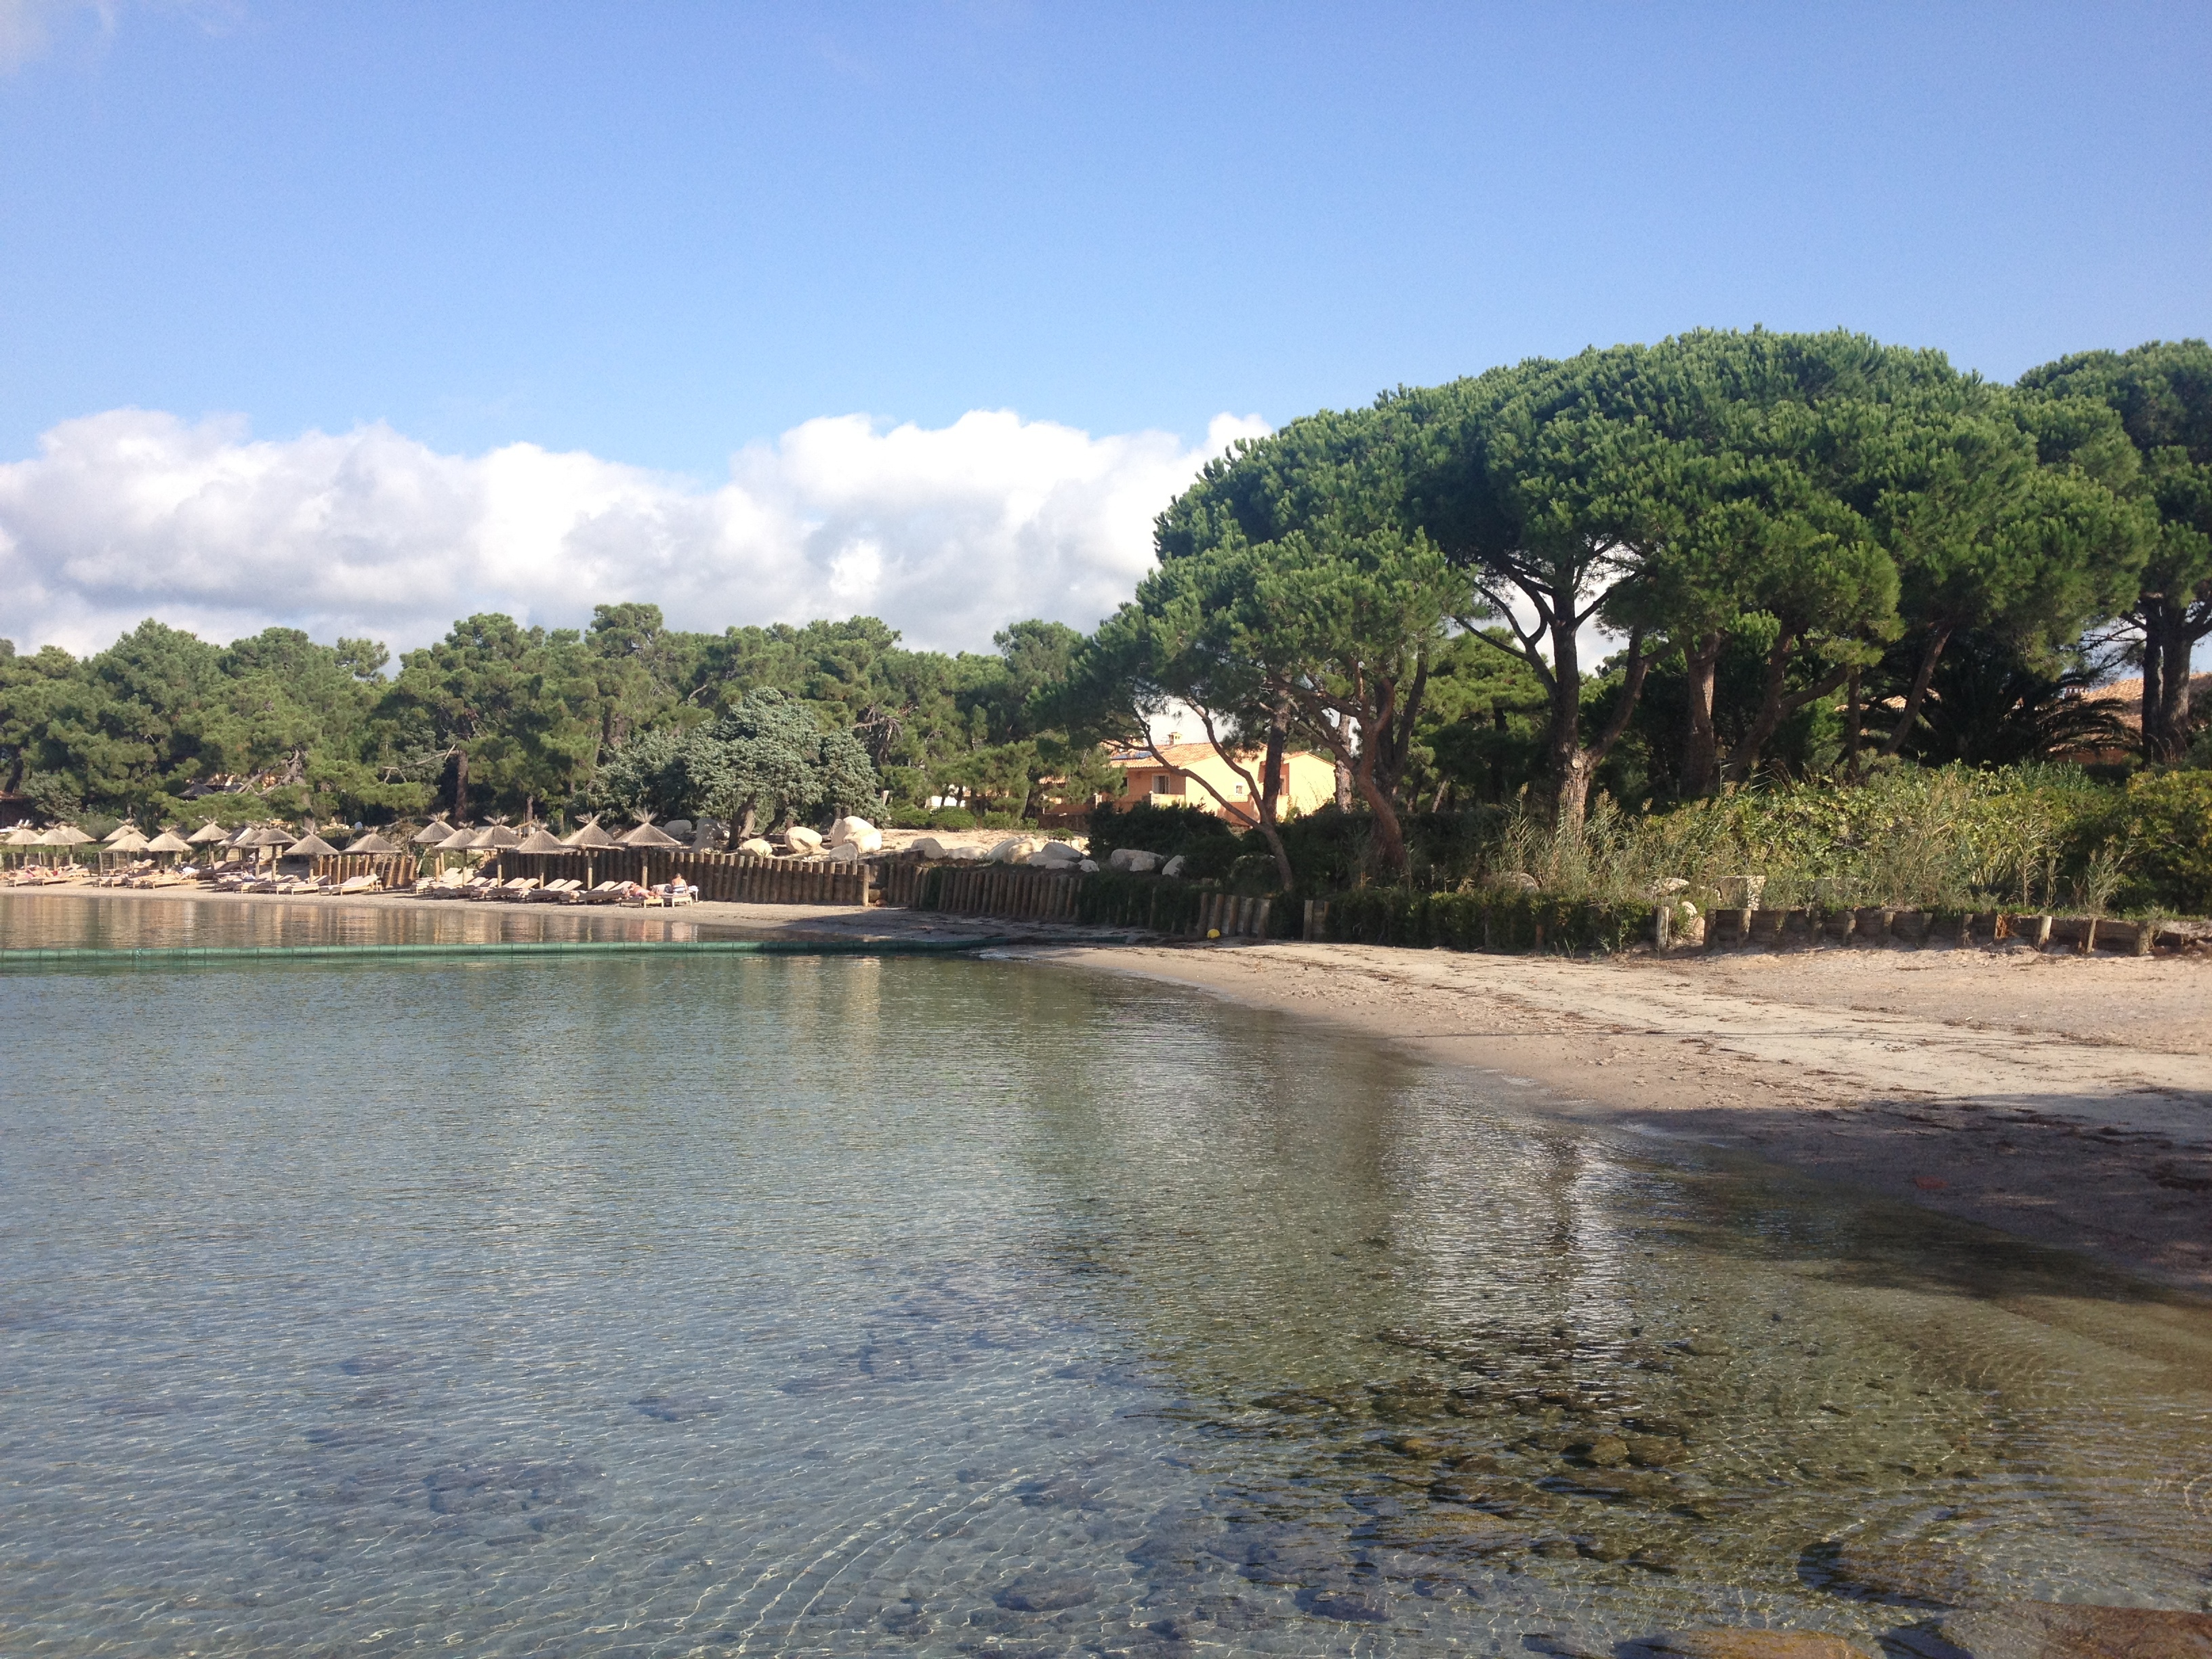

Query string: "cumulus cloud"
[[0, 407, 1271, 657]]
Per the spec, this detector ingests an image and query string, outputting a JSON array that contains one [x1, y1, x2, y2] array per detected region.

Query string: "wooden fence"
[[901, 859, 1272, 937], [907, 862, 1084, 922], [492, 848, 872, 907]]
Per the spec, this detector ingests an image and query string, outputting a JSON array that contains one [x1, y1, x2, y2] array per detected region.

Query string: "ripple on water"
[[2, 903, 2209, 1656]]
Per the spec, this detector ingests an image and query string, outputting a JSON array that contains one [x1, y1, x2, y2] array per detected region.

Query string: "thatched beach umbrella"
[[348, 830, 401, 855], [285, 832, 341, 874], [106, 827, 150, 862], [514, 825, 568, 853], [2, 823, 37, 867], [144, 830, 192, 863], [480, 823, 522, 849], [620, 818, 683, 849], [412, 818, 455, 848], [564, 816, 615, 848], [188, 820, 232, 853], [103, 820, 140, 844], [39, 823, 94, 867]]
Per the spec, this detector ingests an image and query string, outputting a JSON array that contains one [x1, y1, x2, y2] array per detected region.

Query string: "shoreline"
[[1025, 938, 2212, 1298], [13, 885, 2210, 1296]]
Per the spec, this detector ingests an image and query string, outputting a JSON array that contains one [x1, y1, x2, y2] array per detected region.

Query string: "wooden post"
[[2032, 914, 2053, 950], [2135, 920, 2156, 957]]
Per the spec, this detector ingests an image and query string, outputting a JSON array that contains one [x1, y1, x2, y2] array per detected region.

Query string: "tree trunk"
[[1257, 710, 1294, 891], [1881, 621, 1956, 758], [1545, 623, 1650, 834], [451, 747, 470, 823], [1725, 633, 1851, 783], [1843, 666, 1863, 781], [1334, 758, 1351, 811], [1679, 630, 1723, 798], [1543, 590, 1586, 828], [1351, 746, 1408, 876], [2142, 598, 2194, 762]]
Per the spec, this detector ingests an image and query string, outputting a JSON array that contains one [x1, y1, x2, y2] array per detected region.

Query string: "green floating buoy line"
[[0, 937, 1009, 972]]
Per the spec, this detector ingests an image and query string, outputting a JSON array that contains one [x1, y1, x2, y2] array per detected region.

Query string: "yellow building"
[[1101, 739, 1338, 827]]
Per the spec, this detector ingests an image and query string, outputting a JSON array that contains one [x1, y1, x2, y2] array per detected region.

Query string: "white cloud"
[[0, 406, 1271, 657]]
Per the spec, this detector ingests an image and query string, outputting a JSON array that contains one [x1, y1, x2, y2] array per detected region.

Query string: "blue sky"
[[1, 1, 2207, 652]]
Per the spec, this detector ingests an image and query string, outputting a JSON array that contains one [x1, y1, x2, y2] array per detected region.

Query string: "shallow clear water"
[[2, 893, 2208, 1657]]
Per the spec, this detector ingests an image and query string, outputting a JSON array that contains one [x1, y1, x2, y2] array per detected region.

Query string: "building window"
[[1151, 773, 1185, 796]]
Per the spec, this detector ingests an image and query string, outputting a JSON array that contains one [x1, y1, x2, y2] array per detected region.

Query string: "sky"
[[1, 0, 2207, 656]]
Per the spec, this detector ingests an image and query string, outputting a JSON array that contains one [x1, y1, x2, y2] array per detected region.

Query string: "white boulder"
[[825, 842, 861, 863], [738, 836, 776, 858], [1027, 840, 1082, 867], [1160, 854, 1188, 878], [912, 836, 948, 860], [785, 825, 825, 855], [827, 815, 883, 853], [987, 836, 1043, 864], [1107, 847, 1161, 874], [1078, 858, 1099, 873]]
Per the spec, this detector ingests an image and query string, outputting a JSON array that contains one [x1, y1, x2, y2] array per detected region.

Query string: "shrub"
[[1322, 887, 1655, 955], [1086, 799, 1241, 865], [2108, 771, 2212, 914]]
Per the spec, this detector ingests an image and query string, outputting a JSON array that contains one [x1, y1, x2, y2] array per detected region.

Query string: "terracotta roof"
[[1105, 741, 1322, 768], [2082, 673, 2212, 724]]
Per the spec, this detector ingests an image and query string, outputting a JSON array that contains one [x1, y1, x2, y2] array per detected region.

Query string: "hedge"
[[1320, 887, 1656, 955]]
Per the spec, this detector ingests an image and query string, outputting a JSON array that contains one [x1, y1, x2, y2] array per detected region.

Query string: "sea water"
[[1, 893, 2207, 1656]]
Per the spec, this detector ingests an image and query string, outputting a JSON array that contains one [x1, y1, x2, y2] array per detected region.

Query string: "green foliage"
[[2100, 771, 2212, 914], [1083, 800, 1241, 864], [592, 687, 876, 830], [1322, 887, 1654, 955]]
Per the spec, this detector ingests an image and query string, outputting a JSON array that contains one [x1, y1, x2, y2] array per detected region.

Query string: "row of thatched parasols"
[[2, 811, 684, 872]]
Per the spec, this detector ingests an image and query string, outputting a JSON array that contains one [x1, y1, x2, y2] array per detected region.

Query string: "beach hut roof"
[[564, 817, 617, 848], [621, 821, 684, 848], [286, 832, 341, 857], [347, 830, 401, 855], [144, 830, 193, 854], [39, 823, 94, 846], [187, 820, 232, 844], [107, 827, 150, 853], [411, 819, 455, 846], [514, 826, 569, 853]]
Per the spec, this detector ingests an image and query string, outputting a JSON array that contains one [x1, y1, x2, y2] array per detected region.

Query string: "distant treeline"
[[0, 608, 1108, 830], [2, 330, 2207, 848]]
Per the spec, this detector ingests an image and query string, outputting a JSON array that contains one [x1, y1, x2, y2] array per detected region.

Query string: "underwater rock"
[[1574, 1435, 1631, 1467], [1624, 1435, 1682, 1467], [1647, 1630, 1875, 1659], [1300, 1586, 1391, 1622], [992, 1574, 1095, 1612], [1805, 1538, 1980, 1607], [1940, 1601, 2212, 1659]]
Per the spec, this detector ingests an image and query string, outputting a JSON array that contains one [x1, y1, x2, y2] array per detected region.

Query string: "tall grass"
[[1471, 764, 2127, 913]]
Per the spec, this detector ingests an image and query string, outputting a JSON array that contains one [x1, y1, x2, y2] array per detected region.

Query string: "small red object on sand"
[[1913, 1176, 1948, 1191]]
